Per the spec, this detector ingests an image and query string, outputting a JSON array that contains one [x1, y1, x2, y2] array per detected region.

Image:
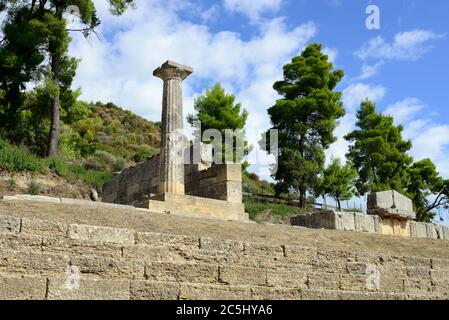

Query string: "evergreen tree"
[[266, 43, 345, 208], [345, 100, 413, 195], [321, 158, 357, 211], [0, 5, 49, 141], [187, 83, 249, 166], [407, 159, 449, 222], [0, 0, 134, 156]]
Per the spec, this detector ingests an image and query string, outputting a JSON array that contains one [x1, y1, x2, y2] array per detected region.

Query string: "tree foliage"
[[266, 43, 345, 207], [187, 83, 249, 166], [320, 158, 357, 211], [345, 100, 413, 195], [0, 0, 135, 156], [407, 159, 449, 222]]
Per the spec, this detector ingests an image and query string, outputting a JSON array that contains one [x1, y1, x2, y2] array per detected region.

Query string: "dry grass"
[[1, 200, 448, 259]]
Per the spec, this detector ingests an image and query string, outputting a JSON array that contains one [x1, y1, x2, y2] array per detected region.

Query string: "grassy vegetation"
[[0, 139, 111, 191], [0, 102, 159, 193], [243, 196, 304, 222], [48, 157, 112, 191], [242, 172, 275, 195], [77, 102, 160, 162], [0, 140, 47, 173]]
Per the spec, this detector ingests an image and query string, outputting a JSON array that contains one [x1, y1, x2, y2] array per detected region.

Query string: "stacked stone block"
[[367, 190, 416, 220], [1, 212, 448, 300], [291, 211, 379, 234], [102, 156, 161, 205], [291, 211, 449, 240], [185, 163, 243, 203]]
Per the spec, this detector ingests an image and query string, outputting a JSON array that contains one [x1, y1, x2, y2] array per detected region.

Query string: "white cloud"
[[383, 98, 425, 124], [381, 97, 449, 178], [326, 113, 357, 163], [355, 30, 445, 61], [411, 125, 449, 177], [69, 0, 316, 180], [200, 4, 220, 22], [0, 11, 6, 39], [223, 0, 283, 22], [342, 83, 386, 111], [323, 47, 338, 64], [354, 61, 384, 80], [402, 119, 430, 140]]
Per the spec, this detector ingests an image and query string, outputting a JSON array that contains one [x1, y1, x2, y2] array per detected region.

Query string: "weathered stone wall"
[[185, 163, 243, 203], [1, 210, 448, 300], [102, 156, 161, 206], [103, 156, 243, 205], [291, 211, 449, 240]]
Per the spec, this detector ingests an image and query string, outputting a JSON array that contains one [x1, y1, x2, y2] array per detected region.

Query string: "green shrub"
[[94, 150, 116, 165], [54, 162, 110, 192], [243, 196, 303, 222], [77, 169, 111, 192], [9, 177, 17, 190], [59, 124, 81, 160], [28, 178, 40, 195], [0, 140, 46, 172], [247, 172, 260, 181], [114, 157, 126, 172], [47, 157, 72, 178], [134, 146, 153, 163]]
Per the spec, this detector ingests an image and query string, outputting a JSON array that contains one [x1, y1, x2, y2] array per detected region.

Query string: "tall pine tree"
[[0, 0, 134, 156], [266, 43, 345, 208], [187, 83, 249, 166], [344, 100, 413, 195]]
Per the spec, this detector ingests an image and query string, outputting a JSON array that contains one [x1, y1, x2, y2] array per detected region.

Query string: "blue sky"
[[64, 0, 449, 193]]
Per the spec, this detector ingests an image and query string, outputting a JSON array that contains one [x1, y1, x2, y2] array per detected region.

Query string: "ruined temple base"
[[291, 210, 449, 240], [137, 193, 248, 222]]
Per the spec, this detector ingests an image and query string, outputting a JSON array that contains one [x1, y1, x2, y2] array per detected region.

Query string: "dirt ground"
[[0, 170, 91, 200], [1, 200, 448, 259]]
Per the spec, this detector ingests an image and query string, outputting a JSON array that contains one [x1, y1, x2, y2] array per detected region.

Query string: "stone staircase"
[[0, 198, 448, 300]]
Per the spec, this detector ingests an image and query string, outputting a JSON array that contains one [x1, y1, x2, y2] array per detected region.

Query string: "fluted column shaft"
[[153, 61, 193, 195]]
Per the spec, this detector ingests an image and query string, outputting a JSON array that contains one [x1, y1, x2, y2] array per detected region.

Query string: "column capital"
[[153, 60, 193, 81]]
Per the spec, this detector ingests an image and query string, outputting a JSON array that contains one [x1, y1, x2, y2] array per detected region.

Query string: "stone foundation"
[[291, 210, 449, 240], [102, 156, 161, 205], [185, 163, 242, 203], [138, 193, 247, 222], [1, 199, 449, 300], [102, 154, 244, 220]]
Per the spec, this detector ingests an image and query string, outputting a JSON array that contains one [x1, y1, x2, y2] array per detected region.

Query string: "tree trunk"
[[337, 198, 341, 211], [47, 51, 61, 157], [299, 187, 306, 209]]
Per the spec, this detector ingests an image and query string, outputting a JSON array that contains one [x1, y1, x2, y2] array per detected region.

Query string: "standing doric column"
[[153, 61, 193, 195]]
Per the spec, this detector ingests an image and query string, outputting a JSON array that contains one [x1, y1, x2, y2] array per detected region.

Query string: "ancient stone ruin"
[[367, 190, 415, 237], [102, 61, 247, 222], [292, 190, 449, 240]]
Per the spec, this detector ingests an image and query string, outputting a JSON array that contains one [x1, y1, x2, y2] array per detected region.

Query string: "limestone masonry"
[[102, 61, 246, 222], [0, 198, 448, 300], [292, 190, 448, 240]]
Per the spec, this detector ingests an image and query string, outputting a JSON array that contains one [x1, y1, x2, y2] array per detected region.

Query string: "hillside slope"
[[0, 102, 161, 195]]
